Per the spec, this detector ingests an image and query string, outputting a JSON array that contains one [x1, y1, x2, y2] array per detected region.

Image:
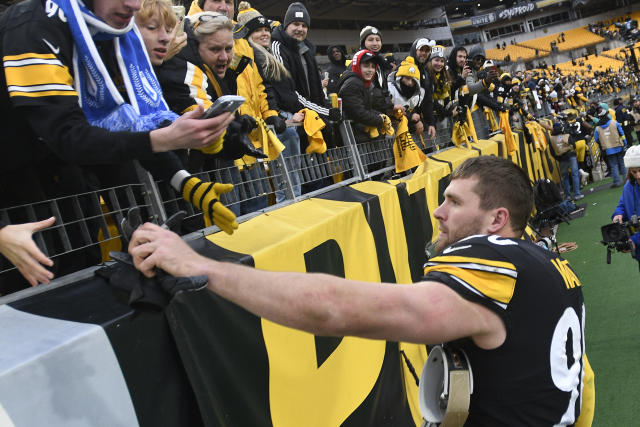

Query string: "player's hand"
[[613, 215, 623, 224], [128, 222, 210, 278]]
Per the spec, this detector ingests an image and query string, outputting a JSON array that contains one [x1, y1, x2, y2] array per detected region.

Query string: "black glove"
[[265, 115, 287, 134], [328, 107, 342, 122], [217, 116, 267, 160], [238, 114, 257, 133]]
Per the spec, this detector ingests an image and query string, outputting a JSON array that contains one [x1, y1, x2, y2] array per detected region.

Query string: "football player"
[[129, 155, 590, 425]]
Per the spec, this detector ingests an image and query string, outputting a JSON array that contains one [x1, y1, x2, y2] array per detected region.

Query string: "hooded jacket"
[[271, 25, 329, 117], [326, 44, 347, 94], [408, 39, 436, 126], [337, 52, 384, 142]]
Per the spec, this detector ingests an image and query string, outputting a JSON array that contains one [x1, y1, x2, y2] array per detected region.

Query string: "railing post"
[[338, 120, 367, 180], [134, 161, 167, 224]]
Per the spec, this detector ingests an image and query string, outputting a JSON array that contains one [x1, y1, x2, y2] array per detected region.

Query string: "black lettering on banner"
[[396, 183, 433, 282], [304, 239, 346, 367], [315, 187, 397, 283]]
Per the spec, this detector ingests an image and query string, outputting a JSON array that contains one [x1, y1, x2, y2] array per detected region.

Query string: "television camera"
[[601, 215, 640, 265]]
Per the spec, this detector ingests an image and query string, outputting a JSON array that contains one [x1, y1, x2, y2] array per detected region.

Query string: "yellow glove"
[[381, 114, 394, 136], [181, 176, 238, 234], [200, 131, 225, 155], [365, 125, 380, 138]]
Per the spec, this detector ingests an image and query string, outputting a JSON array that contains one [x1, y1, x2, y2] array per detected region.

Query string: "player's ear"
[[487, 207, 510, 234]]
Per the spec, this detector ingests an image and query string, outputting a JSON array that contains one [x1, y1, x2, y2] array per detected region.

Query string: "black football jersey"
[[423, 234, 585, 426]]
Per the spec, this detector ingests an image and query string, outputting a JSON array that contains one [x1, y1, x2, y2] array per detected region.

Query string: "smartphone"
[[172, 5, 185, 20], [465, 59, 473, 68], [201, 95, 245, 120], [174, 17, 186, 37]]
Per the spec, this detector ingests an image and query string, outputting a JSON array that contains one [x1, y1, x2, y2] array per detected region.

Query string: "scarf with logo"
[[55, 0, 177, 131]]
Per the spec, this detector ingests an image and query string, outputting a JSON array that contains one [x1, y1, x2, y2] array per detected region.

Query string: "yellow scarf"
[[498, 111, 517, 154], [393, 115, 426, 172]]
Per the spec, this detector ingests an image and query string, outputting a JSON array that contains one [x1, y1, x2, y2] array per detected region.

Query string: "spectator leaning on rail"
[[612, 145, 640, 262], [235, 1, 303, 203], [136, 0, 187, 68], [188, 0, 286, 156], [594, 104, 627, 188], [408, 37, 436, 139], [387, 56, 425, 136], [358, 26, 399, 116], [461, 45, 500, 139], [337, 49, 388, 143], [423, 45, 458, 130], [0, 0, 237, 235], [158, 12, 277, 217]]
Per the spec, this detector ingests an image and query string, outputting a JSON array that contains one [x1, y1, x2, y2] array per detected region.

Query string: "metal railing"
[[0, 120, 453, 292], [5, 87, 629, 295]]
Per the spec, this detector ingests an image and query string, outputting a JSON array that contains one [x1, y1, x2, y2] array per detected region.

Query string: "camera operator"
[[547, 120, 584, 200], [611, 146, 640, 260]]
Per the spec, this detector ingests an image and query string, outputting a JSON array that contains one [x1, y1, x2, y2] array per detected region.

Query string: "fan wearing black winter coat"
[[326, 45, 347, 95], [338, 50, 385, 142]]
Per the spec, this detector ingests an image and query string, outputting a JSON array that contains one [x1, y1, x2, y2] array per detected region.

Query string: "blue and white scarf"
[[54, 0, 177, 131]]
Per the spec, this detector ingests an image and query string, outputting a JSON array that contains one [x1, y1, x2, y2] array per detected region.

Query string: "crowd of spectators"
[[0, 0, 638, 293]]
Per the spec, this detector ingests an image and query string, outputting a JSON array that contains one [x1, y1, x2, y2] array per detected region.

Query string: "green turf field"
[[556, 177, 640, 425]]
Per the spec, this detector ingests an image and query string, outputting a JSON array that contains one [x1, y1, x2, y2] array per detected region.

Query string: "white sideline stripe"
[[0, 305, 139, 426], [4, 58, 64, 67]]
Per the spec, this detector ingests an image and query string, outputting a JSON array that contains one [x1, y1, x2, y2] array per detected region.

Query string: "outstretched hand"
[[0, 217, 56, 286], [128, 222, 210, 278]]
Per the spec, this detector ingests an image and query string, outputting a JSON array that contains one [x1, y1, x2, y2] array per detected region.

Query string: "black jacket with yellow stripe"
[[156, 31, 233, 114], [0, 0, 183, 183]]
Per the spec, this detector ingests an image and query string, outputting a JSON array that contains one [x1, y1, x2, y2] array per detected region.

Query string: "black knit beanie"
[[284, 2, 310, 29]]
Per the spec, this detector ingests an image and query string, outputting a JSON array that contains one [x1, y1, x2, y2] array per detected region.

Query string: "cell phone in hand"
[[174, 18, 186, 37], [172, 5, 185, 20], [201, 95, 245, 120]]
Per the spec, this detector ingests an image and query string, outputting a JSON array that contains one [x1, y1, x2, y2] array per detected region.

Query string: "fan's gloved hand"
[[180, 176, 238, 234], [265, 115, 286, 134], [328, 107, 342, 122], [218, 115, 267, 160]]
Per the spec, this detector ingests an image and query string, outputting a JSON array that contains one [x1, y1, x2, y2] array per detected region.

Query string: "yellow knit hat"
[[396, 56, 420, 81]]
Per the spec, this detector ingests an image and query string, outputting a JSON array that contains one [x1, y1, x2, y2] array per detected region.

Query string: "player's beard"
[[435, 221, 484, 254]]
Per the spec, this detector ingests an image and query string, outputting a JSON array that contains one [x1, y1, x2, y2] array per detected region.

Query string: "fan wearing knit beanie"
[[354, 25, 401, 123], [388, 57, 425, 134], [360, 26, 382, 52], [337, 50, 387, 142], [283, 2, 310, 40]]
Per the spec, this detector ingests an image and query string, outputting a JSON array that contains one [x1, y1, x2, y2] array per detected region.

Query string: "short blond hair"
[[136, 0, 178, 30], [188, 12, 234, 43]]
